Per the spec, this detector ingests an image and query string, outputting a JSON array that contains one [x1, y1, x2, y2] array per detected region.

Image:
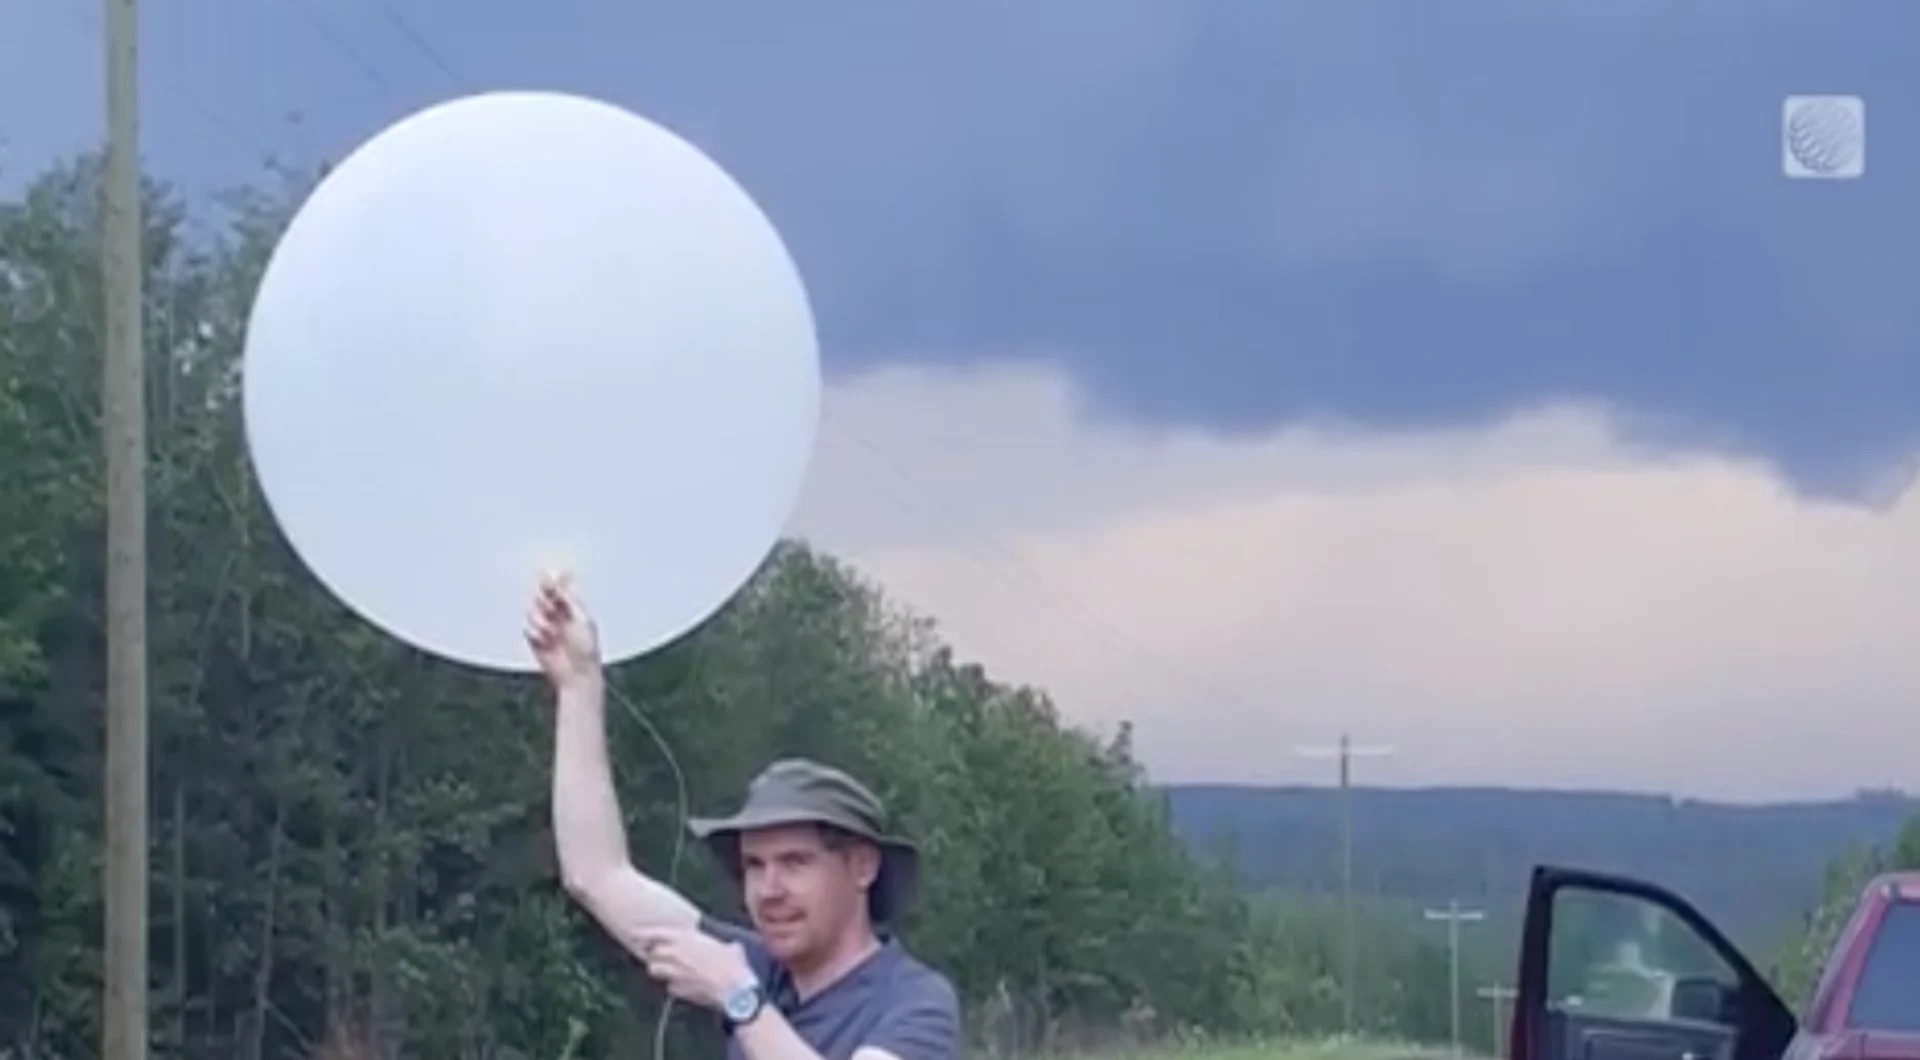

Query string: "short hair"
[[815, 822, 874, 856]]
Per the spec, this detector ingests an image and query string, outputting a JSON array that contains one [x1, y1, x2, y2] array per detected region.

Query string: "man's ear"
[[850, 841, 882, 889]]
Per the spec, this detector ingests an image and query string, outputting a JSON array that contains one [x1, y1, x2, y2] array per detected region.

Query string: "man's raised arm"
[[530, 578, 701, 950]]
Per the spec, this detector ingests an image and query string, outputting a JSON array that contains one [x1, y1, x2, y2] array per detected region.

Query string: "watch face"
[[723, 984, 762, 1023]]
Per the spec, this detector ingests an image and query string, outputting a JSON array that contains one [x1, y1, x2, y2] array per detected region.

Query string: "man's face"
[[739, 824, 878, 964]]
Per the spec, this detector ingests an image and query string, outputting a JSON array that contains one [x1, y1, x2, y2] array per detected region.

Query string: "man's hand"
[[633, 926, 757, 1010], [524, 573, 602, 691]]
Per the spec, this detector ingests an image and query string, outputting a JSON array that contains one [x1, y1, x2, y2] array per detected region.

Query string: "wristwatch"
[[720, 979, 768, 1031]]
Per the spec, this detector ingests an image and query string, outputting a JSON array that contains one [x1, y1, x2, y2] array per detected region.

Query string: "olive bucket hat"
[[687, 758, 920, 926]]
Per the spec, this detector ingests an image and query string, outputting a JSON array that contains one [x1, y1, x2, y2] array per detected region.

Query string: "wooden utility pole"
[[1295, 734, 1393, 1037], [1477, 984, 1517, 1057], [1422, 899, 1487, 1056], [102, 0, 150, 1056]]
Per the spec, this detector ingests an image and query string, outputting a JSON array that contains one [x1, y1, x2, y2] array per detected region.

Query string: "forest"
[[1, 153, 1913, 1059], [1168, 784, 1920, 944]]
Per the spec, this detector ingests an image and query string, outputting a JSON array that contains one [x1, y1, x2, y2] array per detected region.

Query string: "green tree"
[[1771, 817, 1920, 1014]]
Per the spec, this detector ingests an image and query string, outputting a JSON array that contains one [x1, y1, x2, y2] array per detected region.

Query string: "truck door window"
[[1847, 899, 1920, 1031], [1549, 886, 1739, 1022]]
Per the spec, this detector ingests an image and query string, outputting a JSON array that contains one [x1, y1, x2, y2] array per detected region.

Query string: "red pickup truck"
[[1509, 865, 1920, 1060]]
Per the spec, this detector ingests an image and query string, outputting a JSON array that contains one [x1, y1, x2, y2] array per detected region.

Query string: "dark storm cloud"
[[8, 0, 1918, 494], [693, 2, 1920, 497]]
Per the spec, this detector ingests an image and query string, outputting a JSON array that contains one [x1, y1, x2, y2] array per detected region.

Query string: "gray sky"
[[7, 0, 1919, 799]]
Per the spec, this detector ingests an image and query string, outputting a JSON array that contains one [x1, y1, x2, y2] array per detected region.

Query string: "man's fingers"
[[538, 572, 579, 616], [643, 952, 690, 988], [533, 576, 570, 619], [539, 572, 590, 623], [558, 590, 587, 628]]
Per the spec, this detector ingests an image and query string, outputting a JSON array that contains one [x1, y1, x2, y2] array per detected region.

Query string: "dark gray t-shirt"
[[700, 917, 961, 1060]]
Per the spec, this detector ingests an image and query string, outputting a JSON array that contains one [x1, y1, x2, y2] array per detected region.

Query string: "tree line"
[[1171, 785, 1920, 947], [0, 157, 1506, 1059]]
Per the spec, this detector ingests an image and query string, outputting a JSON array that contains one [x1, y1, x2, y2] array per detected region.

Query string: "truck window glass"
[[1548, 887, 1735, 1020], [1847, 899, 1920, 1031]]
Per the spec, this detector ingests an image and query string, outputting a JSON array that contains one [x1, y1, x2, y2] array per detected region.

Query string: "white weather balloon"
[[242, 91, 820, 672]]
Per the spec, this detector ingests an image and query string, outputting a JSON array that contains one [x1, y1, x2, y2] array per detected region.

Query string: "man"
[[524, 577, 961, 1060]]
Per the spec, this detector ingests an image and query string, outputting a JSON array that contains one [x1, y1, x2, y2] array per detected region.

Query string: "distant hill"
[[1163, 784, 1920, 945]]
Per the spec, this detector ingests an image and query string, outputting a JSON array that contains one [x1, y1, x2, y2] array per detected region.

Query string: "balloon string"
[[606, 683, 691, 1060]]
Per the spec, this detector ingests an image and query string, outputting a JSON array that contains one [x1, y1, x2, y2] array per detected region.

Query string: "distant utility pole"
[[1476, 984, 1516, 1057], [1295, 734, 1393, 1037], [101, 0, 150, 1058], [1423, 900, 1486, 1056]]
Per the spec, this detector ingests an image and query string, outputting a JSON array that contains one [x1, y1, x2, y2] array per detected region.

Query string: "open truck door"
[[1511, 865, 1796, 1060]]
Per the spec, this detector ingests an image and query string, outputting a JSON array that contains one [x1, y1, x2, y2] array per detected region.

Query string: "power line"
[[1295, 734, 1394, 1037], [51, 0, 261, 160], [369, 2, 461, 84], [1422, 899, 1487, 1057], [282, 0, 396, 93]]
